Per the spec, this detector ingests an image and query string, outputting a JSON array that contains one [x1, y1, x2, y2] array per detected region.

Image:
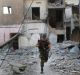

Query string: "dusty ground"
[[0, 42, 80, 75]]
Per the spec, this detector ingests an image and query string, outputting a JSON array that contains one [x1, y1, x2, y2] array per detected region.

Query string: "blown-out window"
[[32, 7, 40, 20], [3, 6, 12, 14], [48, 9, 63, 28]]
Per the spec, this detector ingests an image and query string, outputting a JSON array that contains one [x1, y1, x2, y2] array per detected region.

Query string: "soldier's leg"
[[40, 59, 44, 74]]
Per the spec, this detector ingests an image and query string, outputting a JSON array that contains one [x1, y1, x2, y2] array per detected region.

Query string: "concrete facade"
[[0, 0, 24, 25], [19, 0, 48, 48]]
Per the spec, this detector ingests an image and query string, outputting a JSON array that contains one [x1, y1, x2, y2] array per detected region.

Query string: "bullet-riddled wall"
[[0, 0, 24, 25]]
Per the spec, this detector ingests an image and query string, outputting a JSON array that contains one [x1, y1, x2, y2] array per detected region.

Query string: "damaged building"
[[0, 0, 24, 49], [19, 0, 66, 48], [65, 0, 80, 41], [0, 1, 80, 75], [0, 0, 79, 49], [48, 0, 65, 43]]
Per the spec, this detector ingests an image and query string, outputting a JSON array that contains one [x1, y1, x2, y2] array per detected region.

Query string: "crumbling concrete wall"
[[65, 5, 79, 40], [0, 0, 24, 25]]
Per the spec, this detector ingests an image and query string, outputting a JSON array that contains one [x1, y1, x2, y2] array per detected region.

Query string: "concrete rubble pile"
[[49, 41, 80, 75], [0, 41, 80, 75], [0, 47, 39, 75]]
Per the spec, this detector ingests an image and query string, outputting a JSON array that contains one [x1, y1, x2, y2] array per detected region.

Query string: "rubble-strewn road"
[[0, 47, 60, 75], [0, 41, 80, 75]]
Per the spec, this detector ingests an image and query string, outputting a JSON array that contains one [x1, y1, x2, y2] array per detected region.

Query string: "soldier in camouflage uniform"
[[37, 34, 51, 74]]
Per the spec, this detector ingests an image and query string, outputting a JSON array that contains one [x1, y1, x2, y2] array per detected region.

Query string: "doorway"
[[66, 27, 71, 40], [57, 34, 65, 43], [10, 33, 18, 50]]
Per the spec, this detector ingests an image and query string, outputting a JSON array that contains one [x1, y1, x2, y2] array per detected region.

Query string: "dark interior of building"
[[57, 34, 65, 43], [48, 9, 63, 29], [48, 0, 63, 4], [32, 7, 40, 20], [66, 27, 71, 40], [48, 0, 55, 3], [10, 33, 18, 50]]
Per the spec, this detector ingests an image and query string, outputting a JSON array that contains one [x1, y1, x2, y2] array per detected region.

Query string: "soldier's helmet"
[[40, 34, 47, 39]]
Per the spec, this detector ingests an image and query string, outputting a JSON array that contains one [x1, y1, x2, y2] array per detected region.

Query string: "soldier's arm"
[[48, 44, 51, 49], [47, 40, 51, 49]]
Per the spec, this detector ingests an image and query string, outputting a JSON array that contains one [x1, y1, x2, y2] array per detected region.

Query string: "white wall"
[[23, 23, 47, 34], [19, 22, 48, 47], [19, 36, 29, 48], [65, 6, 72, 20]]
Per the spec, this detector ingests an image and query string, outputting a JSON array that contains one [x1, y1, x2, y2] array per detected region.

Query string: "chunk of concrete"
[[70, 45, 80, 54], [9, 62, 26, 74]]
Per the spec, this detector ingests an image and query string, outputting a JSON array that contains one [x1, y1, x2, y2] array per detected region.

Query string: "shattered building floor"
[[0, 41, 80, 75]]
